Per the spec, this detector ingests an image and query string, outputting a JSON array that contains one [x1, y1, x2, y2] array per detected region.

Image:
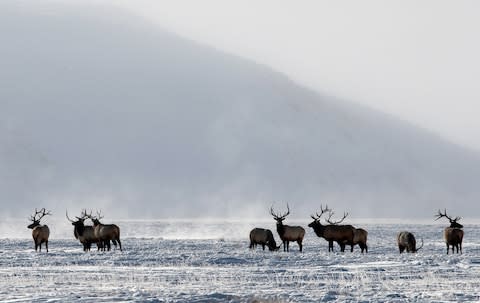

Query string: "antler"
[[85, 209, 104, 220], [311, 204, 331, 220], [325, 210, 348, 225], [66, 210, 74, 222], [30, 208, 51, 222], [96, 210, 104, 220], [80, 209, 91, 220], [435, 209, 459, 223], [270, 203, 290, 220], [416, 238, 424, 251]]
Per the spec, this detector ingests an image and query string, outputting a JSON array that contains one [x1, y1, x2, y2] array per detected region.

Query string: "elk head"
[[28, 208, 51, 229], [270, 204, 290, 225], [435, 209, 463, 228], [66, 209, 87, 225], [85, 210, 104, 226], [308, 204, 330, 228]]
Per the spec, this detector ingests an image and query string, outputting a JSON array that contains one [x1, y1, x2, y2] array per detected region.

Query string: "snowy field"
[[1, 219, 480, 302]]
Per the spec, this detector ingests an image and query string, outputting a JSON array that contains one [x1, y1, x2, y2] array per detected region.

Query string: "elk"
[[308, 205, 355, 252], [249, 228, 279, 251], [350, 228, 368, 253], [326, 210, 368, 253], [397, 231, 423, 253], [66, 210, 100, 251], [86, 211, 122, 251], [270, 204, 305, 252], [435, 209, 464, 254], [27, 208, 51, 252]]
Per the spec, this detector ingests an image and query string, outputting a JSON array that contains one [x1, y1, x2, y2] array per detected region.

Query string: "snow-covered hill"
[[1, 2, 480, 219]]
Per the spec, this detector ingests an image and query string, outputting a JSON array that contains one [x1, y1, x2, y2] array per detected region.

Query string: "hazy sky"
[[2, 1, 480, 220], [117, 0, 480, 151]]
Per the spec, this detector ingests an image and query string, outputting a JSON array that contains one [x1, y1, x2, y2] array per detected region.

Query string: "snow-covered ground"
[[1, 220, 479, 302]]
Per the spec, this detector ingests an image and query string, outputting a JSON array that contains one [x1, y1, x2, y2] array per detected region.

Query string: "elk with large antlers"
[[270, 204, 305, 252], [27, 208, 51, 252], [308, 205, 355, 252], [66, 210, 101, 251], [435, 209, 464, 254], [86, 211, 122, 251]]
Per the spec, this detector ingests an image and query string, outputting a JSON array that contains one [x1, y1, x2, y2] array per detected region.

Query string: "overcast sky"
[[116, 0, 480, 151], [2, 1, 480, 221]]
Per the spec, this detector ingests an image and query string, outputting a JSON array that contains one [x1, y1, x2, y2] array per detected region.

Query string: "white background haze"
[[1, 1, 480, 221], [118, 0, 480, 151]]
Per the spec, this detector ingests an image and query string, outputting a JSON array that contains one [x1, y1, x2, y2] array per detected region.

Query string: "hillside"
[[1, 2, 479, 219]]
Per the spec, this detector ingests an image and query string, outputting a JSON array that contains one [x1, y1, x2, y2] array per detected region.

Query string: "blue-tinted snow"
[[0, 220, 479, 302]]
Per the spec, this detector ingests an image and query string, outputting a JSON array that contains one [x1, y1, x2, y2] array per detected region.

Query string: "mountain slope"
[[1, 2, 479, 219]]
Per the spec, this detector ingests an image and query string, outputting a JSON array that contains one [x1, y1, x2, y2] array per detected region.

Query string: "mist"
[[1, 2, 480, 222]]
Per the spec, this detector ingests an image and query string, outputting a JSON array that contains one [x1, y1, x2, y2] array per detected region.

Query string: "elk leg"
[[117, 239, 122, 251], [446, 244, 450, 254], [262, 244, 265, 250], [297, 240, 302, 252], [45, 241, 48, 253]]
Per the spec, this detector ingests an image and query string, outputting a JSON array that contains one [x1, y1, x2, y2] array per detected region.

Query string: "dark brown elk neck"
[[276, 222, 285, 236], [308, 220, 325, 237]]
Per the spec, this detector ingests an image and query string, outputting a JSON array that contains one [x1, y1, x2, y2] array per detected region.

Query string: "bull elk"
[[326, 210, 369, 253], [308, 205, 355, 252], [86, 211, 122, 251], [397, 231, 423, 253], [435, 209, 464, 254], [27, 208, 51, 252], [270, 204, 305, 252], [249, 228, 279, 251], [66, 210, 100, 251]]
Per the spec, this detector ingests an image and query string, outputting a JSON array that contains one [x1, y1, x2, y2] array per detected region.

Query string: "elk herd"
[[25, 205, 465, 255], [27, 208, 122, 253], [250, 205, 465, 255]]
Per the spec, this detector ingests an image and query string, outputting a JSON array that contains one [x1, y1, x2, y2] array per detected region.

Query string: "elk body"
[[66, 211, 100, 251], [27, 208, 51, 252], [397, 231, 423, 253], [249, 228, 278, 251], [87, 212, 122, 251], [435, 209, 464, 254], [271, 205, 305, 252], [308, 205, 355, 252], [349, 228, 368, 253]]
